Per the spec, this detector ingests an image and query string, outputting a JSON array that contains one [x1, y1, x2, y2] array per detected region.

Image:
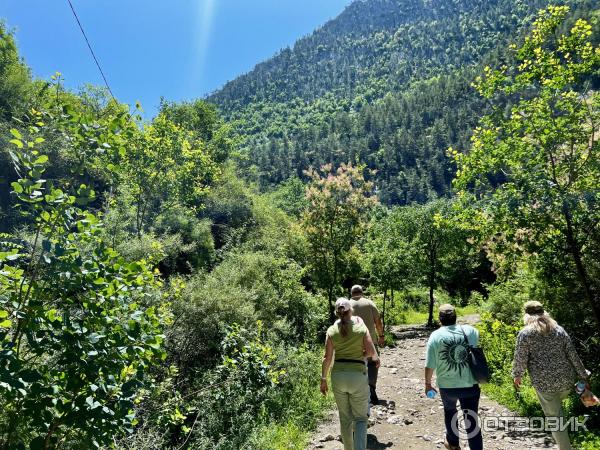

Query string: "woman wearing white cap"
[[320, 298, 380, 450]]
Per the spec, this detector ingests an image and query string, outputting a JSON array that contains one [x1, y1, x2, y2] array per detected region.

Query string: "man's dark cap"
[[439, 304, 456, 317]]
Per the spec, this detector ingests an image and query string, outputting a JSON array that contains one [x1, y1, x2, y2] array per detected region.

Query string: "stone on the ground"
[[319, 434, 335, 442]]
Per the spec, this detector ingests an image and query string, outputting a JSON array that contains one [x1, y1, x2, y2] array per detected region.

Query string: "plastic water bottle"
[[575, 381, 587, 395], [426, 389, 437, 399]]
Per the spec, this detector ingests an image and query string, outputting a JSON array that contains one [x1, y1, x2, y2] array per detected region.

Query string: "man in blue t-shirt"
[[424, 304, 483, 450]]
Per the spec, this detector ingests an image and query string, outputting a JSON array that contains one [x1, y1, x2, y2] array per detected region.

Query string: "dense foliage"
[[455, 6, 600, 444], [453, 5, 600, 328], [209, 0, 599, 204], [0, 114, 169, 448], [1, 1, 600, 448]]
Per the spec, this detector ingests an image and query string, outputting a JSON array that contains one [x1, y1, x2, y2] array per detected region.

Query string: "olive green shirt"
[[327, 319, 367, 372]]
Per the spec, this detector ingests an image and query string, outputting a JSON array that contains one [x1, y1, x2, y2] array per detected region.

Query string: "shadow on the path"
[[390, 324, 435, 341], [390, 314, 481, 341], [503, 429, 552, 442], [367, 433, 393, 449]]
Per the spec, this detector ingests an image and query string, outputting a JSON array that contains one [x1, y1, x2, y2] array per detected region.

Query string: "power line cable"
[[66, 0, 117, 102]]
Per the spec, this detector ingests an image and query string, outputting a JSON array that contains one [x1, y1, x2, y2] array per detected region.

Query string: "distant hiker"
[[512, 301, 591, 450], [349, 284, 384, 404], [425, 304, 483, 450], [321, 298, 380, 450]]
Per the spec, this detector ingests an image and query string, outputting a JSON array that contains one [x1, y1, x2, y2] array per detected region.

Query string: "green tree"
[[378, 200, 475, 326], [269, 177, 309, 218], [0, 23, 31, 120], [0, 115, 169, 449], [302, 163, 377, 320], [159, 98, 234, 164], [118, 114, 219, 237], [452, 6, 600, 327], [364, 210, 416, 326]]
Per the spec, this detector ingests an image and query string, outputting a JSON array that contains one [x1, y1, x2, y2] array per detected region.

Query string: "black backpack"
[[460, 325, 491, 384]]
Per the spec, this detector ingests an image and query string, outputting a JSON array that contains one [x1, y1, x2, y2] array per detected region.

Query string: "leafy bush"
[[184, 323, 285, 449], [482, 267, 537, 324], [168, 250, 327, 378], [128, 325, 330, 450], [185, 337, 330, 450], [154, 205, 215, 274], [0, 123, 169, 449]]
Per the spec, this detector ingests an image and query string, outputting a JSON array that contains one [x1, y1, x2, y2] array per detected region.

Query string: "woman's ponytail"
[[335, 303, 352, 337]]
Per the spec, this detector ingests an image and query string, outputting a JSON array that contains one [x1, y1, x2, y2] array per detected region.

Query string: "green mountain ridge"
[[208, 0, 597, 204]]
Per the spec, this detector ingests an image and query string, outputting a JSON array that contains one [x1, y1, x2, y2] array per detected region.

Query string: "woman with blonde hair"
[[321, 298, 380, 450], [512, 301, 591, 450]]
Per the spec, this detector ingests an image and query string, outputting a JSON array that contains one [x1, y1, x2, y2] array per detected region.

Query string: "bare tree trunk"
[[382, 288, 387, 332], [427, 247, 437, 327], [563, 203, 600, 329], [328, 284, 335, 323], [428, 279, 435, 327]]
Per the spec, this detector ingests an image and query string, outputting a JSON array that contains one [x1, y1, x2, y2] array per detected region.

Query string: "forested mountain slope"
[[1, 5, 600, 448], [209, 0, 599, 204]]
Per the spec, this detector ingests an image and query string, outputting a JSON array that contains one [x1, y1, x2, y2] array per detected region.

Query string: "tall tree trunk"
[[391, 288, 395, 308], [563, 203, 600, 329], [427, 248, 437, 327], [382, 288, 387, 332], [328, 255, 339, 323], [428, 278, 435, 327], [328, 284, 335, 323]]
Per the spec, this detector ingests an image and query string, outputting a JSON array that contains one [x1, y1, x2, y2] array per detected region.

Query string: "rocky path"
[[309, 315, 556, 450]]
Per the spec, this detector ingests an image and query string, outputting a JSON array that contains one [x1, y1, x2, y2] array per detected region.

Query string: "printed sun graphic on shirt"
[[439, 337, 469, 376]]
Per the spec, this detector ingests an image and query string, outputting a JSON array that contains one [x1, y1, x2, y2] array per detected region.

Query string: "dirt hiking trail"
[[309, 315, 557, 450]]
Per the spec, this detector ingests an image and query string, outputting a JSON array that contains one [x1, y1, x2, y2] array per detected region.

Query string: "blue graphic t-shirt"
[[425, 324, 479, 388]]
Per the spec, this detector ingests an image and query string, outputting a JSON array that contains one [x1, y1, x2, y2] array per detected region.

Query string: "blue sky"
[[0, 0, 351, 116]]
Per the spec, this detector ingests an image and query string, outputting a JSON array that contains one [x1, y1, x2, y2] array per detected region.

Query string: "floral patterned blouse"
[[512, 325, 589, 393]]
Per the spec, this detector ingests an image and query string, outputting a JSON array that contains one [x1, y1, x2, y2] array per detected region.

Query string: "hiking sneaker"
[[443, 439, 461, 450], [369, 385, 379, 405]]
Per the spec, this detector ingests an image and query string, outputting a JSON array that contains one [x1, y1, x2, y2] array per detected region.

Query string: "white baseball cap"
[[335, 298, 353, 312]]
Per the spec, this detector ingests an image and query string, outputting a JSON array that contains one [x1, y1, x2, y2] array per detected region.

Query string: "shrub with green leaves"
[[482, 267, 536, 324], [177, 323, 285, 450], [0, 117, 169, 449], [156, 327, 330, 450]]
